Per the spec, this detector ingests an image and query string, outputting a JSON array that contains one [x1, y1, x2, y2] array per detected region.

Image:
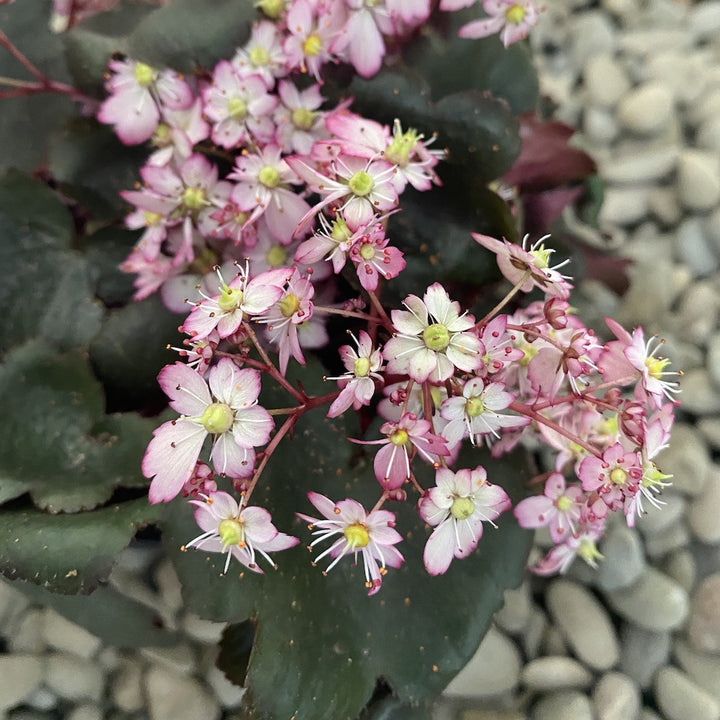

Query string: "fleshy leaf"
[[164, 359, 532, 720], [0, 498, 164, 594], [0, 170, 103, 354]]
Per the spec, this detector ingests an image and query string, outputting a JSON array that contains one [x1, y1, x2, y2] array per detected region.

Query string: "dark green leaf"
[[126, 0, 256, 73], [82, 225, 139, 307], [217, 621, 255, 687], [89, 295, 182, 412], [0, 2, 76, 172], [360, 696, 433, 720], [48, 119, 147, 221], [0, 171, 104, 353], [0, 498, 164, 594], [12, 579, 179, 648]]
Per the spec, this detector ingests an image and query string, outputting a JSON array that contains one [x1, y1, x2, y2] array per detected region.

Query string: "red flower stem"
[[370, 491, 389, 513], [510, 400, 603, 459], [400, 378, 414, 415], [242, 321, 305, 403], [505, 322, 567, 353], [529, 375, 639, 412], [367, 289, 394, 332], [0, 28, 45, 81], [313, 305, 384, 323], [408, 469, 425, 496], [422, 380, 434, 424], [476, 269, 532, 328]]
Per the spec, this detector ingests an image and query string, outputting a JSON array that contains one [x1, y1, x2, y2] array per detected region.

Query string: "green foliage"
[[164, 360, 533, 720], [0, 498, 163, 594]]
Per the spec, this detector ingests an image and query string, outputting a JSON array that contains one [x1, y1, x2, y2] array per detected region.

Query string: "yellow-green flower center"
[[610, 467, 628, 486], [353, 356, 371, 377], [227, 96, 248, 119], [450, 496, 475, 520], [556, 495, 573, 512], [292, 107, 315, 130], [530, 245, 552, 269], [256, 0, 284, 19], [258, 165, 281, 188], [519, 342, 538, 366], [153, 123, 171, 146], [217, 286, 244, 312], [279, 293, 300, 318], [384, 127, 419, 167], [198, 402, 234, 434], [218, 518, 244, 548], [465, 396, 485, 418], [645, 355, 671, 380], [249, 46, 270, 67], [389, 428, 409, 446], [143, 211, 163, 226], [642, 465, 672, 489], [348, 170, 374, 197], [359, 243, 375, 261], [303, 34, 323, 57], [331, 218, 352, 243], [506, 3, 526, 23], [134, 62, 155, 87], [344, 522, 370, 549], [423, 323, 450, 351], [577, 538, 603, 566], [182, 186, 207, 211], [267, 244, 287, 267]]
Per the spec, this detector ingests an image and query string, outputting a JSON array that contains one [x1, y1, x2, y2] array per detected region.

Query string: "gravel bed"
[[2, 1, 720, 719]]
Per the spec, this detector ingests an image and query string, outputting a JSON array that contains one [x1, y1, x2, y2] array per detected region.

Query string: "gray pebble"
[[708, 335, 720, 387], [657, 424, 710, 496], [0, 656, 44, 712], [592, 672, 641, 720], [495, 582, 532, 635], [620, 624, 671, 688], [597, 525, 646, 591], [679, 369, 720, 415], [689, 466, 720, 544], [655, 666, 720, 720], [532, 690, 594, 720], [674, 639, 720, 702], [677, 216, 719, 279], [698, 419, 720, 450], [145, 665, 221, 720], [662, 548, 697, 593], [688, 574, 720, 654], [636, 493, 686, 536], [644, 522, 691, 561], [605, 568, 689, 631]]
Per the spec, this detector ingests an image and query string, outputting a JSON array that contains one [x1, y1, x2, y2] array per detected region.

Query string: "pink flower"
[[440, 378, 530, 445], [531, 520, 606, 576], [513, 473, 584, 542], [476, 315, 524, 377], [472, 232, 573, 299], [347, 221, 406, 291], [182, 263, 293, 341], [357, 412, 450, 490], [98, 59, 193, 145], [297, 492, 404, 596], [275, 80, 328, 154], [326, 330, 383, 418], [232, 20, 287, 85], [457, 0, 541, 47], [384, 283, 482, 383], [186, 491, 299, 574], [332, 0, 393, 78], [202, 62, 277, 149], [142, 360, 273, 503], [418, 466, 511, 575]]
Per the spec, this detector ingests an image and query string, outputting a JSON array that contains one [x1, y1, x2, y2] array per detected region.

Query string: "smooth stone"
[[618, 30, 691, 56], [546, 579, 620, 670], [568, 12, 617, 67], [675, 282, 720, 346], [43, 609, 101, 660], [8, 609, 46, 654], [0, 580, 29, 630], [522, 607, 548, 661], [444, 627, 521, 698], [688, 575, 720, 654], [602, 0, 642, 19], [657, 424, 710, 496], [521, 656, 592, 691], [205, 665, 245, 709], [145, 665, 221, 720], [598, 186, 651, 226], [662, 549, 697, 593], [584, 106, 619, 144], [597, 525, 645, 591], [699, 419, 720, 450], [698, 117, 720, 154], [111, 659, 144, 713], [689, 468, 720, 544], [645, 51, 710, 106], [461, 712, 526, 720], [676, 216, 719, 278], [181, 613, 226, 644], [617, 83, 674, 135], [532, 690, 594, 720], [680, 369, 720, 415], [620, 624, 671, 689], [648, 187, 682, 226], [593, 672, 641, 720], [24, 686, 57, 711], [689, 89, 720, 127], [640, 710, 663, 720], [66, 704, 102, 720], [605, 568, 689, 631], [674, 639, 720, 702], [655, 666, 720, 720], [600, 146, 678, 184], [45, 653, 104, 702], [636, 493, 686, 536], [140, 644, 196, 675], [689, 1, 720, 40], [709, 335, 720, 387], [540, 623, 568, 658], [0, 656, 44, 712], [154, 558, 184, 616], [584, 54, 631, 107], [495, 582, 532, 635], [644, 522, 691, 561], [677, 150, 720, 211]]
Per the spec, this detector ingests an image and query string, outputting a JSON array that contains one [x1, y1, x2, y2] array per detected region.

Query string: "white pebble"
[[533, 690, 594, 720], [674, 639, 720, 702], [648, 187, 682, 226], [598, 186, 651, 226], [617, 83, 674, 135], [43, 609, 102, 660], [0, 656, 44, 712], [45, 653, 104, 702], [600, 145, 678, 184], [676, 216, 719, 278], [522, 656, 593, 691], [655, 666, 720, 720], [689, 1, 720, 40], [145, 665, 221, 720], [584, 54, 631, 107], [546, 579, 620, 670], [111, 658, 144, 713], [593, 672, 641, 720], [677, 149, 720, 211], [495, 582, 532, 635]]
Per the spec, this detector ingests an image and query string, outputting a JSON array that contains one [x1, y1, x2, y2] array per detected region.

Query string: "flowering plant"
[[0, 1, 678, 718]]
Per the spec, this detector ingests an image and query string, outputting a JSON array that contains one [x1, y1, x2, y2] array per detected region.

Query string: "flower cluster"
[[100, 1, 680, 597]]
